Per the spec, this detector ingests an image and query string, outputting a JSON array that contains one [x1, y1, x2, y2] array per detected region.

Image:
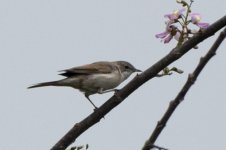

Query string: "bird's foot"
[[93, 106, 98, 112], [114, 89, 122, 101]]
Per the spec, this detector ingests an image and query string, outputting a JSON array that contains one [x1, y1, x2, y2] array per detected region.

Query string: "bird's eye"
[[125, 66, 129, 69]]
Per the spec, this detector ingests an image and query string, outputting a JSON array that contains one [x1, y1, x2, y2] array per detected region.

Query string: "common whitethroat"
[[28, 61, 141, 109]]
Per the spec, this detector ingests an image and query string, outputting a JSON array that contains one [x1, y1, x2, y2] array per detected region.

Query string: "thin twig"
[[51, 16, 226, 150], [142, 27, 226, 150]]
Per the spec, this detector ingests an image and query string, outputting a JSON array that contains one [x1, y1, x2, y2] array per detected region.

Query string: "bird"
[[28, 61, 141, 109]]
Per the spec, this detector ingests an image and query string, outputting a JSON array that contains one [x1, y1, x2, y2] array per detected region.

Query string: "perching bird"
[[28, 61, 141, 108]]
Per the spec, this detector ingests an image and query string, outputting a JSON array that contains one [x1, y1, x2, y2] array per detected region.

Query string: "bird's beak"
[[135, 68, 142, 72]]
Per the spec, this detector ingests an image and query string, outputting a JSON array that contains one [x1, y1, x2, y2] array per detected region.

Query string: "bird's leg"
[[85, 94, 98, 110]]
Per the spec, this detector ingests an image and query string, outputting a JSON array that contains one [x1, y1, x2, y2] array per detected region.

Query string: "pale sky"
[[1, 0, 226, 150]]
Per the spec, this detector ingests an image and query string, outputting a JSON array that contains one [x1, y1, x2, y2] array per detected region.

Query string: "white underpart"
[[82, 71, 122, 90]]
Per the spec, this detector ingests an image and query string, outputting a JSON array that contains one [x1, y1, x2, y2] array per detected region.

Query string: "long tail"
[[28, 81, 60, 89]]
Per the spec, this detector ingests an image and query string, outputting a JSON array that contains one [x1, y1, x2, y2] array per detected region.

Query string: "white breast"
[[83, 71, 122, 90]]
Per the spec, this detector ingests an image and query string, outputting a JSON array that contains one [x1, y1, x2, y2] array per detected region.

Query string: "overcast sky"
[[1, 0, 226, 150]]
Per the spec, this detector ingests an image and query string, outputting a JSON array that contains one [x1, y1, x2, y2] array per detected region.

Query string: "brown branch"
[[142, 27, 226, 150], [51, 15, 226, 150]]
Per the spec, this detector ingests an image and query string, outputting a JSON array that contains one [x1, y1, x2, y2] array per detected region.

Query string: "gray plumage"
[[28, 61, 141, 108]]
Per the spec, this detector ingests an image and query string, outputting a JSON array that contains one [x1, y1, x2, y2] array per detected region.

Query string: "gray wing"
[[59, 61, 113, 77]]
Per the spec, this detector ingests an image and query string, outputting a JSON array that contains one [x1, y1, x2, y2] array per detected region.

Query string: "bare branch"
[[51, 15, 226, 150], [142, 27, 226, 150]]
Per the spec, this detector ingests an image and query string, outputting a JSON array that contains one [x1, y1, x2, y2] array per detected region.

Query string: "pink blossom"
[[164, 8, 186, 21], [155, 22, 179, 43], [190, 13, 209, 29]]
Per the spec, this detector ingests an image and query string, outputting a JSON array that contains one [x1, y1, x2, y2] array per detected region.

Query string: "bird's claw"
[[114, 89, 122, 101]]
